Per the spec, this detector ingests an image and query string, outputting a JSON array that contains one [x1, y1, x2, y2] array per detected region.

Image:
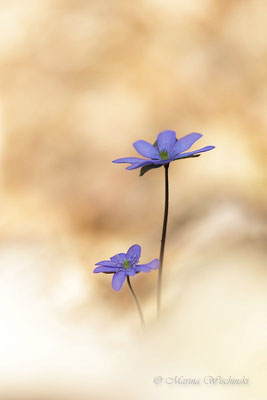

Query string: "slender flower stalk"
[[157, 163, 169, 318], [127, 276, 145, 329]]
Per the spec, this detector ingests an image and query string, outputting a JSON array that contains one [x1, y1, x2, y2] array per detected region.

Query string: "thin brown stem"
[[127, 276, 145, 329], [157, 163, 169, 319]]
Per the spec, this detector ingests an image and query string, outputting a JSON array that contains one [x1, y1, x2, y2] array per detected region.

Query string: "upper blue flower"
[[93, 244, 159, 291], [112, 130, 215, 172]]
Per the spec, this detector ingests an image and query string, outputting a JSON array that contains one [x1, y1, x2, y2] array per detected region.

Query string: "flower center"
[[160, 149, 168, 160], [123, 259, 130, 269]]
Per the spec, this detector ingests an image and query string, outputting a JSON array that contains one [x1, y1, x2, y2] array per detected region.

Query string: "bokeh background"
[[0, 0, 267, 399]]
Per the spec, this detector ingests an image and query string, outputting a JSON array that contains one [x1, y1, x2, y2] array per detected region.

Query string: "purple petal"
[[112, 271, 126, 291], [138, 259, 160, 270], [110, 253, 127, 264], [126, 244, 141, 260], [151, 159, 171, 165], [125, 268, 136, 276], [95, 260, 116, 267], [135, 265, 151, 273], [126, 160, 153, 170], [156, 130, 176, 152], [133, 140, 159, 159], [112, 157, 145, 164], [174, 145, 215, 159], [172, 133, 202, 155], [93, 266, 117, 273]]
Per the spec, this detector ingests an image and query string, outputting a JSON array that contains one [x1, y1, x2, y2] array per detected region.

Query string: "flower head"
[[112, 130, 215, 175], [93, 244, 159, 291]]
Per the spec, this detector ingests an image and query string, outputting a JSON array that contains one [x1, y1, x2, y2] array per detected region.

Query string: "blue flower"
[[112, 130, 215, 173], [93, 244, 159, 291]]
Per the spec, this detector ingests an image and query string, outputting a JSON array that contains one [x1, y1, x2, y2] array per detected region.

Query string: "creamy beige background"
[[0, 0, 267, 399]]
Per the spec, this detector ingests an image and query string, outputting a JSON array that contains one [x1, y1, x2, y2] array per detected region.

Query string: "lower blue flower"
[[93, 244, 160, 291], [112, 130, 215, 173]]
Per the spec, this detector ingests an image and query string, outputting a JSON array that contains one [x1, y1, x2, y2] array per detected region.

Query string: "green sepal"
[[139, 164, 162, 176], [139, 155, 201, 176]]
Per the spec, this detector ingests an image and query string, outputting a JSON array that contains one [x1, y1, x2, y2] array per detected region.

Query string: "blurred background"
[[0, 0, 267, 399]]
